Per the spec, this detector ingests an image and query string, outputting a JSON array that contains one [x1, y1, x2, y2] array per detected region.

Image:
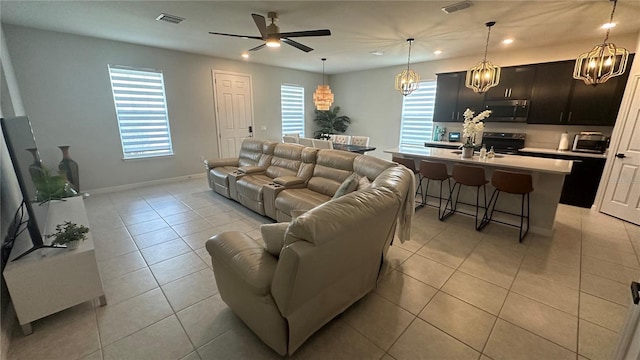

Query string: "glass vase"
[[58, 146, 80, 192]]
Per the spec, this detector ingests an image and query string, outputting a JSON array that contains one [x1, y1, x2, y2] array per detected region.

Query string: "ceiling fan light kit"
[[465, 21, 501, 94], [208, 12, 331, 53], [395, 38, 420, 96], [573, 0, 629, 86], [313, 58, 334, 111]]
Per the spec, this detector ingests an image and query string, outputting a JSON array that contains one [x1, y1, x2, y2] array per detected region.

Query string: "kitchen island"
[[385, 146, 574, 236]]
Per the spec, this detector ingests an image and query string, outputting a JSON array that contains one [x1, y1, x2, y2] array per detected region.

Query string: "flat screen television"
[[1, 116, 59, 260]]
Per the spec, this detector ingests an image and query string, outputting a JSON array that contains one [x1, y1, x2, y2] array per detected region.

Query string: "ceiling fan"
[[208, 12, 331, 53]]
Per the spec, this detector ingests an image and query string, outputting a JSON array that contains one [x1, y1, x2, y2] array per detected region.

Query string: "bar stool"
[[442, 164, 488, 230], [418, 160, 451, 220], [479, 170, 533, 242], [392, 157, 423, 202]]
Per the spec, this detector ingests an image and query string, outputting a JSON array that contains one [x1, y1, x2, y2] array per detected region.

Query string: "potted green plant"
[[46, 221, 89, 250], [31, 165, 78, 203], [313, 106, 351, 139]]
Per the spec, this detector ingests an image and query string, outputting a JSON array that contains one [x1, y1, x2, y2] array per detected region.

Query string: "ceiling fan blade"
[[282, 38, 313, 52], [208, 32, 262, 40], [277, 29, 331, 38], [251, 13, 268, 39], [248, 44, 266, 52]]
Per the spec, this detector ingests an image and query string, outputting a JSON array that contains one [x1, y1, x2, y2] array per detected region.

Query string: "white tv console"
[[3, 196, 106, 335]]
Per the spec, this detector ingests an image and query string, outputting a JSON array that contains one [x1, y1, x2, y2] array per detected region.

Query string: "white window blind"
[[281, 84, 305, 136], [399, 80, 437, 147], [108, 65, 174, 159]]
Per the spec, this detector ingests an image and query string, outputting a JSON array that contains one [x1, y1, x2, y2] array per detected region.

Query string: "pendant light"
[[395, 38, 420, 96], [313, 58, 334, 111], [573, 0, 629, 86], [465, 21, 501, 94]]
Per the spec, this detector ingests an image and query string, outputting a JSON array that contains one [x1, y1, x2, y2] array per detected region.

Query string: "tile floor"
[[6, 178, 640, 360]]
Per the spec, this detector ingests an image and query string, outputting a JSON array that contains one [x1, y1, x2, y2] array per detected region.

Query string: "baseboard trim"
[[85, 173, 206, 195]]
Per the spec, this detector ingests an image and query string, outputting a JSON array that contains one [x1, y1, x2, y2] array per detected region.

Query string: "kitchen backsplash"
[[433, 122, 613, 150]]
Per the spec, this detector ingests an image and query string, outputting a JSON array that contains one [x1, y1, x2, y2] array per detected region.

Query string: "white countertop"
[[385, 146, 573, 174], [519, 147, 608, 159]]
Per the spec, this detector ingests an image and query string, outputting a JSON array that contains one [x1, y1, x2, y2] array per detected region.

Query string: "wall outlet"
[[260, 125, 267, 131]]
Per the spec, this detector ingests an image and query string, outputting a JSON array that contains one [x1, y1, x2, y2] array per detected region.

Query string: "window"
[[108, 65, 174, 159], [399, 80, 437, 147], [281, 84, 304, 136]]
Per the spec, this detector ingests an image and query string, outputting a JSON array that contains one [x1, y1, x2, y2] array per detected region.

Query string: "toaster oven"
[[572, 132, 609, 154]]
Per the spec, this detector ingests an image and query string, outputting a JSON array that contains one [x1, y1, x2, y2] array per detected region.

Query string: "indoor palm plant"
[[461, 108, 491, 158], [313, 106, 351, 139]]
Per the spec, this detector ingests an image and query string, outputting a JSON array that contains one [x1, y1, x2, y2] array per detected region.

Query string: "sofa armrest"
[[207, 158, 238, 169], [238, 166, 265, 174], [206, 231, 278, 296], [273, 176, 306, 187]]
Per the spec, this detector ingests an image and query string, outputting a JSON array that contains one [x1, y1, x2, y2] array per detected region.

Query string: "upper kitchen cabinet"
[[528, 61, 574, 124], [433, 71, 485, 122], [528, 55, 634, 125], [485, 66, 536, 100], [566, 55, 633, 125]]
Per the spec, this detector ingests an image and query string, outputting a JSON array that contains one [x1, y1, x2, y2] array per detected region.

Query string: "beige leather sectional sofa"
[[206, 139, 401, 222], [204, 139, 415, 355]]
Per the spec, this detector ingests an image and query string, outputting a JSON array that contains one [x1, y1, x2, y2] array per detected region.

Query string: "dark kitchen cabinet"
[[528, 61, 574, 124], [519, 151, 606, 208], [433, 72, 485, 122], [433, 73, 460, 122], [528, 55, 634, 125], [566, 61, 631, 125], [485, 66, 536, 100]]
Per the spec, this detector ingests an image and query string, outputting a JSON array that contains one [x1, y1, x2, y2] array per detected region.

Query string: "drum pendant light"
[[395, 38, 420, 96], [465, 21, 501, 94], [313, 58, 334, 111], [573, 0, 629, 86]]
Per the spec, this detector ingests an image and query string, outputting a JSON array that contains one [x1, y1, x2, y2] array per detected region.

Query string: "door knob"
[[615, 153, 626, 159]]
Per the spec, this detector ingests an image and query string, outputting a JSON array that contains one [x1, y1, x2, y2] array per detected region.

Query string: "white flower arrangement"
[[461, 108, 491, 148]]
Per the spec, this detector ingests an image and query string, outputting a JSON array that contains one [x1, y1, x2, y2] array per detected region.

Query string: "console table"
[[3, 196, 106, 335]]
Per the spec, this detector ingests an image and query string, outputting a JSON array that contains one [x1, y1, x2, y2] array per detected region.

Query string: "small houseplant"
[[313, 106, 351, 139], [46, 221, 89, 250], [461, 108, 491, 158]]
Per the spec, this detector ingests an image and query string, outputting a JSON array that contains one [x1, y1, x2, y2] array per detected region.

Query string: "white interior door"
[[601, 75, 640, 225], [213, 71, 254, 158]]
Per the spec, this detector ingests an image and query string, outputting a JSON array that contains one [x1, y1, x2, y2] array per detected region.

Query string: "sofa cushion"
[[236, 174, 274, 201], [306, 150, 358, 197], [333, 173, 359, 199], [275, 188, 332, 216], [211, 166, 237, 186], [265, 144, 304, 179], [261, 222, 290, 257]]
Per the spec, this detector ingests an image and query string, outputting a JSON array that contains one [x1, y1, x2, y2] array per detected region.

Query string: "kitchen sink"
[[450, 150, 504, 158]]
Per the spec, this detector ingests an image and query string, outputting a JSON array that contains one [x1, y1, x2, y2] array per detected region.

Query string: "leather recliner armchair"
[[206, 165, 413, 355]]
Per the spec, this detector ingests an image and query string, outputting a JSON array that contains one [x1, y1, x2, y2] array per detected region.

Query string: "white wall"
[[3, 24, 322, 191], [330, 33, 639, 157]]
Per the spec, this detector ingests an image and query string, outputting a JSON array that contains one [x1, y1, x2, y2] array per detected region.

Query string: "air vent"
[[441, 1, 472, 14], [155, 13, 185, 24]]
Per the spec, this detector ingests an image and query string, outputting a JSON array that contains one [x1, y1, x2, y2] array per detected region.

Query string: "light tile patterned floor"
[[7, 178, 640, 360]]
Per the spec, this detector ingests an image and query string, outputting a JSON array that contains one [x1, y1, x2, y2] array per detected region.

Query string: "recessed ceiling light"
[[369, 50, 384, 56], [241, 53, 249, 59], [601, 22, 616, 29], [434, 50, 442, 55], [502, 38, 514, 45]]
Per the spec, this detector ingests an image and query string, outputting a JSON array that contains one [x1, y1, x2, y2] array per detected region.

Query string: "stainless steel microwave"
[[484, 99, 529, 122]]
